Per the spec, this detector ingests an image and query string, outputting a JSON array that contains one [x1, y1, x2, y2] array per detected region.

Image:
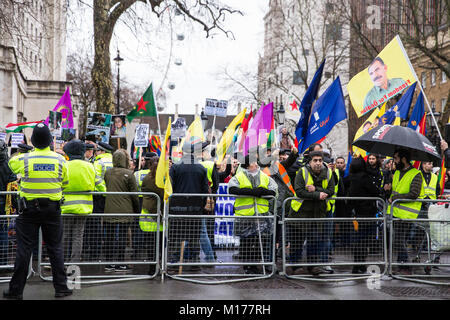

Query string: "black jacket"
[[0, 153, 17, 215], [348, 172, 380, 217], [169, 156, 209, 214]]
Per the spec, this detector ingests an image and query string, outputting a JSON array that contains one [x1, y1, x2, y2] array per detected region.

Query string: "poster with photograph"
[[11, 133, 24, 148], [48, 111, 62, 137], [55, 128, 76, 144], [110, 115, 127, 138], [205, 98, 228, 117], [134, 124, 149, 147], [171, 117, 187, 139], [86, 112, 112, 144]]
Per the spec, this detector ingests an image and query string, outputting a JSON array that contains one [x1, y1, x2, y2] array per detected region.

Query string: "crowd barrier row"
[[0, 191, 449, 286]]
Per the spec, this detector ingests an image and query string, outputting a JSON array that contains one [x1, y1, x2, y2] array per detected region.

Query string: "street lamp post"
[[276, 103, 285, 126], [113, 50, 124, 115]]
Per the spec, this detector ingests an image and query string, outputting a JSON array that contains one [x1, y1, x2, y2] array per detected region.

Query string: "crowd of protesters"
[[1, 128, 450, 283]]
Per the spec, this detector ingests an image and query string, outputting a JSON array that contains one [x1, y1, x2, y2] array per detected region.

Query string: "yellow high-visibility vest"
[[388, 168, 425, 219], [8, 147, 67, 201], [61, 159, 106, 215], [234, 171, 270, 216], [291, 167, 333, 213], [423, 172, 438, 200]]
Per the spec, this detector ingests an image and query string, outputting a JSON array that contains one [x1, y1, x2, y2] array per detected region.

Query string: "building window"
[[326, 24, 342, 41], [431, 69, 436, 86], [421, 72, 427, 88], [293, 71, 307, 85], [431, 100, 436, 110], [442, 71, 447, 83]]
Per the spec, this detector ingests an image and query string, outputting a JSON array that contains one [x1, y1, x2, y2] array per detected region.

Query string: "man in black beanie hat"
[[4, 123, 72, 299]]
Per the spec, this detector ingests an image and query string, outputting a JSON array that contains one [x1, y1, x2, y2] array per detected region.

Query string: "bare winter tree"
[[0, 0, 65, 79], [69, 0, 242, 115]]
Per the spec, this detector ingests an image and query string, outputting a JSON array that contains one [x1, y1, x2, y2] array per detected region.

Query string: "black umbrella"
[[352, 124, 441, 162]]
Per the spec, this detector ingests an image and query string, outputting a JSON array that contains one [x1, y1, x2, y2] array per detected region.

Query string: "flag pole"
[[397, 35, 443, 140]]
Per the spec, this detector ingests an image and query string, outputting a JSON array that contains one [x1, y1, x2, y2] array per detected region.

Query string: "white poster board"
[[205, 98, 228, 117], [0, 132, 6, 142], [11, 133, 24, 148], [134, 124, 149, 147]]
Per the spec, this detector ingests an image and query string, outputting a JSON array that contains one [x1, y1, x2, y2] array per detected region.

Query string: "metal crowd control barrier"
[[389, 198, 450, 285], [162, 193, 277, 284], [0, 191, 36, 284], [38, 191, 161, 285], [281, 196, 388, 282]]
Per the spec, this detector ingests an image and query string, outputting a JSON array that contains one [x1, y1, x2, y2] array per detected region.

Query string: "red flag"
[[238, 109, 253, 151], [413, 114, 427, 169]]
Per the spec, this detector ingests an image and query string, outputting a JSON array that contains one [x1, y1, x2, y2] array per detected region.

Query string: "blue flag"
[[299, 77, 348, 154], [407, 91, 425, 131], [379, 82, 417, 125], [295, 60, 326, 150], [344, 151, 352, 178]]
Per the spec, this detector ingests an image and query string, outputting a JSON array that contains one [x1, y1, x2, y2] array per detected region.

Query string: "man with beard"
[[387, 149, 424, 274]]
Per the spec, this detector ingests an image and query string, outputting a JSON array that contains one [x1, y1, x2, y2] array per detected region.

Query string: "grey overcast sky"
[[67, 0, 268, 116]]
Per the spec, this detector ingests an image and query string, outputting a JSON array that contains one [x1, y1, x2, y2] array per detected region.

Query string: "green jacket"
[[103, 150, 140, 223], [289, 164, 335, 218]]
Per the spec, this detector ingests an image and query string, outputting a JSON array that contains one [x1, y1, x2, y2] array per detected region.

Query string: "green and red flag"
[[6, 121, 43, 133], [126, 83, 157, 123]]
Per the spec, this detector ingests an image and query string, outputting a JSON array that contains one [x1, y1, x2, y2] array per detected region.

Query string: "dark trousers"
[[0, 221, 8, 265], [103, 222, 130, 262], [287, 221, 325, 264], [168, 218, 201, 263], [9, 201, 68, 295], [83, 195, 104, 260], [394, 220, 412, 263], [352, 221, 376, 263]]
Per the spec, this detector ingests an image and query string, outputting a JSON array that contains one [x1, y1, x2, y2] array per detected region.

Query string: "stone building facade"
[[0, 0, 74, 139], [257, 0, 350, 159]]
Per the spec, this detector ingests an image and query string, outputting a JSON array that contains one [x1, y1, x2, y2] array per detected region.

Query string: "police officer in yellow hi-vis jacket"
[[228, 154, 277, 274], [387, 149, 424, 274], [3, 124, 72, 299], [62, 140, 106, 263]]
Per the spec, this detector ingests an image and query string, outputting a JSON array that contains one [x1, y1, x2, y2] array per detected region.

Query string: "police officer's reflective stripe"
[[62, 180, 69, 185], [62, 200, 93, 206], [21, 177, 63, 183], [24, 153, 29, 179], [95, 178, 103, 186], [21, 187, 62, 194]]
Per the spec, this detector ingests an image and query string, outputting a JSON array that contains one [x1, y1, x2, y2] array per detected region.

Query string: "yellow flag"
[[352, 106, 380, 158], [156, 117, 173, 201], [216, 108, 247, 163], [184, 116, 205, 144]]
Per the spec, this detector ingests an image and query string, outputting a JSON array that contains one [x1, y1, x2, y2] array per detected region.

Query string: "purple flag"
[[44, 87, 74, 129], [243, 102, 274, 156]]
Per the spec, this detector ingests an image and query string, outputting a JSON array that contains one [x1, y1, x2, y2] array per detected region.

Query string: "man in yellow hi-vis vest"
[[4, 124, 72, 299], [228, 154, 277, 274], [62, 140, 106, 263], [387, 149, 424, 274], [287, 151, 335, 276]]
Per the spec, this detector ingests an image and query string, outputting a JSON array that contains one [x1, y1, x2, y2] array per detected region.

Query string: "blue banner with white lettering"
[[214, 183, 238, 246], [299, 77, 347, 154]]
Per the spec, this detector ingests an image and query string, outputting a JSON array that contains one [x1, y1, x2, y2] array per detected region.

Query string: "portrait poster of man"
[[110, 115, 127, 138], [86, 112, 112, 144], [48, 110, 62, 137], [347, 35, 417, 118]]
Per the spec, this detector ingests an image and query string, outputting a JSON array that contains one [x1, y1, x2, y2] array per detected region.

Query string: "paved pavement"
[[1, 270, 449, 301]]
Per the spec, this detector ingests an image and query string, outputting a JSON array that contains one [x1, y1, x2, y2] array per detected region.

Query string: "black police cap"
[[97, 142, 114, 152]]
